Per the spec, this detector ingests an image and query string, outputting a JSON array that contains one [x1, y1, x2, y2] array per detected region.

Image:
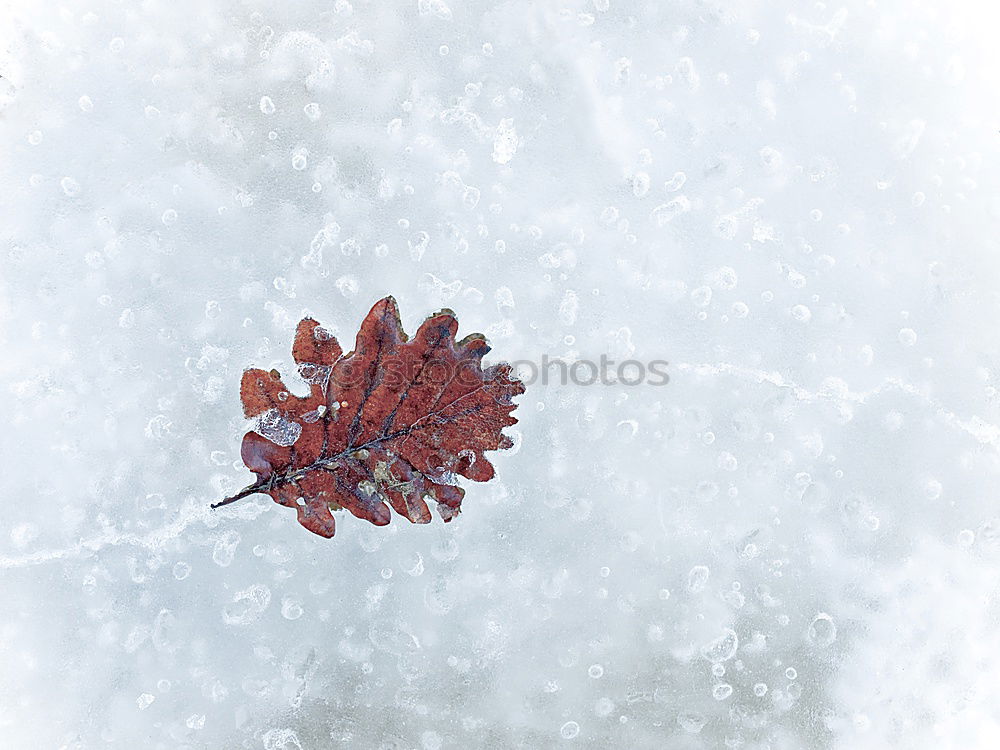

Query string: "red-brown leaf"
[[214, 296, 525, 537]]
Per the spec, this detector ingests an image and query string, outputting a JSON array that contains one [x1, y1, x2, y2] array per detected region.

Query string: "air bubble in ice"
[[462, 185, 481, 209], [714, 214, 738, 239], [336, 275, 359, 297], [281, 597, 304, 620], [409, 231, 429, 260], [807, 613, 837, 647], [632, 172, 650, 197], [298, 363, 332, 388], [224, 584, 272, 625], [259, 95, 275, 114], [800, 482, 831, 512], [922, 478, 942, 500], [665, 171, 686, 191], [559, 290, 579, 325], [676, 56, 699, 90], [651, 196, 690, 226], [712, 266, 738, 290], [262, 728, 302, 750], [687, 565, 710, 593], [186, 714, 206, 730], [594, 698, 614, 717], [791, 304, 812, 322], [712, 683, 733, 700], [417, 0, 453, 20], [303, 102, 321, 120], [559, 721, 580, 739], [152, 608, 179, 653], [759, 146, 783, 171], [700, 628, 738, 662], [691, 285, 712, 307], [677, 711, 706, 733], [495, 286, 515, 309], [212, 530, 241, 567]]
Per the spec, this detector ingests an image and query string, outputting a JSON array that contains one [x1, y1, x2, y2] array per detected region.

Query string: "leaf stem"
[[210, 418, 460, 510], [211, 480, 270, 509]]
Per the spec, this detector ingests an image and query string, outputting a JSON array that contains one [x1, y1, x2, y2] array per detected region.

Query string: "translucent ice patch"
[[257, 409, 302, 447]]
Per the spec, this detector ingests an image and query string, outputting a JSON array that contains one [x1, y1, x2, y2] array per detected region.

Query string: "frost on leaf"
[[214, 296, 524, 537]]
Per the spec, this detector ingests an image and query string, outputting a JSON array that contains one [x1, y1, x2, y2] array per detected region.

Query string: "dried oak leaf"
[[214, 296, 524, 537]]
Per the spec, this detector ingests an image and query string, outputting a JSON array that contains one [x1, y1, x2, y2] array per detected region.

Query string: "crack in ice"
[[6, 364, 994, 570], [0, 500, 270, 570], [672, 362, 1000, 448], [673, 361, 1000, 448]]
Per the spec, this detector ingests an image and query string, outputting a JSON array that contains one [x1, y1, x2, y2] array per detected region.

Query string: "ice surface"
[[3, 0, 1000, 747]]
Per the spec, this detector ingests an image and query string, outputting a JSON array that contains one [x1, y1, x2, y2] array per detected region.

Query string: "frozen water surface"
[[3, 0, 1000, 747]]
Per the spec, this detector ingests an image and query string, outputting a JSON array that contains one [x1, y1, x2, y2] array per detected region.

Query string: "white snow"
[[3, 0, 1000, 747]]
